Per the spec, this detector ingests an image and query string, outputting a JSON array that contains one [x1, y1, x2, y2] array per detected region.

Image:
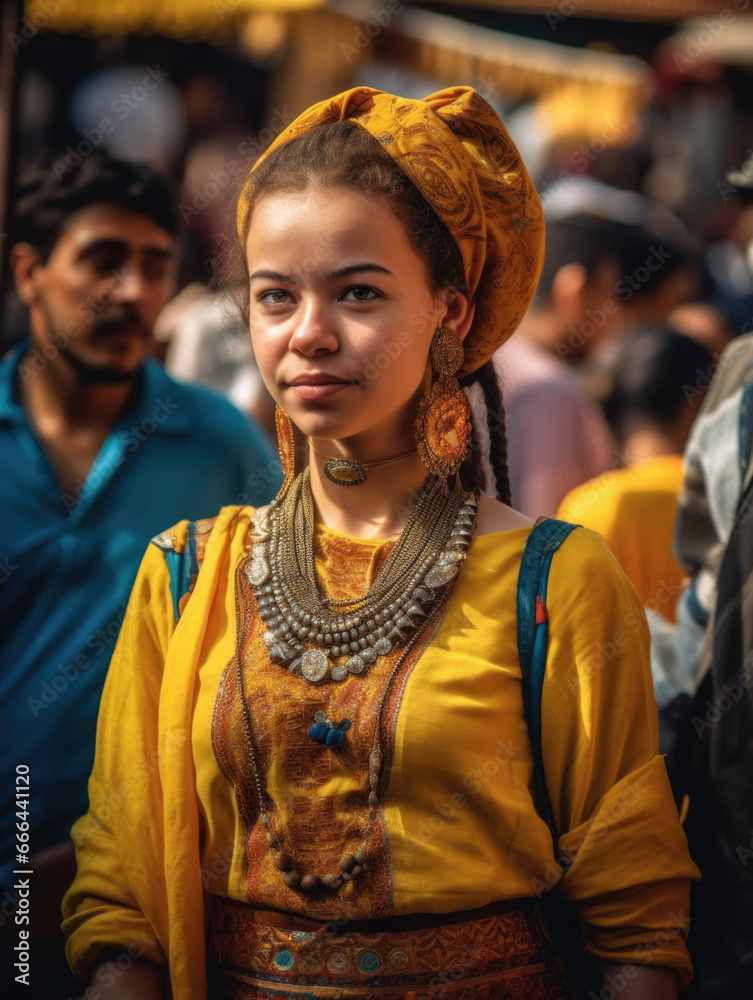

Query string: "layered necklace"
[[245, 468, 479, 684]]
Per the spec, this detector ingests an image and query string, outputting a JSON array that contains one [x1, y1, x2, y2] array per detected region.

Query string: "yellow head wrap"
[[237, 85, 544, 376]]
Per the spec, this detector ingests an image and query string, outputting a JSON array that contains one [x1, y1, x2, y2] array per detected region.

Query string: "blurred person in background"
[[666, 300, 735, 360], [660, 160, 753, 718], [154, 284, 276, 438], [666, 326, 753, 999], [152, 135, 279, 436], [0, 152, 279, 998], [491, 211, 697, 517], [556, 326, 713, 741], [647, 161, 753, 997]]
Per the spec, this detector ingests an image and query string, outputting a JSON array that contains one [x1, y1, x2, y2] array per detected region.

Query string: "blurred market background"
[[1, 0, 753, 417]]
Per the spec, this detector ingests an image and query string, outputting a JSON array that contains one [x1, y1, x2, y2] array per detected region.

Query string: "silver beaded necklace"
[[244, 469, 478, 684]]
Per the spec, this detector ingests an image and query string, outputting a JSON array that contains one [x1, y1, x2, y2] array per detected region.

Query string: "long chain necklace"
[[236, 471, 477, 896], [244, 469, 478, 684]]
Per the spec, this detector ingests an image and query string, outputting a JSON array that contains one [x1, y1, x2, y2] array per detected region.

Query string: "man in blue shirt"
[[0, 153, 279, 995]]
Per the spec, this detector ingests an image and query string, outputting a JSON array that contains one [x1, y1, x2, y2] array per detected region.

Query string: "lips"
[[288, 373, 352, 386], [286, 374, 353, 400]]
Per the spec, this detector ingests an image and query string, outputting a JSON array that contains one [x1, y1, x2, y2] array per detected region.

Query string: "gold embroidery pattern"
[[211, 528, 447, 921], [209, 897, 573, 999]]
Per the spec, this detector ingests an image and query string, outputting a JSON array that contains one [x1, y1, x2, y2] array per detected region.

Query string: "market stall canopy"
[[23, 0, 325, 40], [661, 14, 753, 65], [428, 0, 747, 22]]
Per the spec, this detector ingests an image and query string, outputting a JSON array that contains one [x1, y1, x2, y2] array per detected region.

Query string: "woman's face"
[[245, 184, 460, 453]]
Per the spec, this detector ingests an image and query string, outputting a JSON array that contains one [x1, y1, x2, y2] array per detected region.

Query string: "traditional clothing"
[[63, 507, 698, 998], [64, 85, 698, 999]]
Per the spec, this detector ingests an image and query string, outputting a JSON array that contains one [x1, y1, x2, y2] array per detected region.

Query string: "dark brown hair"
[[229, 119, 511, 503]]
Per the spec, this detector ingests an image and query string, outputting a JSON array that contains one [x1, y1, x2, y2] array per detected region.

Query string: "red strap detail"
[[535, 596, 548, 625]]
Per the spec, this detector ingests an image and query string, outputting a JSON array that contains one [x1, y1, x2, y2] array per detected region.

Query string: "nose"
[[289, 296, 339, 357], [111, 263, 147, 304]]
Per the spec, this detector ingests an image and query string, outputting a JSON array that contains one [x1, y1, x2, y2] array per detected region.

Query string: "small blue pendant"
[[309, 711, 352, 748]]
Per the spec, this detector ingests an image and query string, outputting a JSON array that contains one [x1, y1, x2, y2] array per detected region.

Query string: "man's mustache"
[[92, 311, 149, 338]]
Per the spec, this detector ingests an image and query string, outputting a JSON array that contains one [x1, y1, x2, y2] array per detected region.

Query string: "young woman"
[[63, 87, 698, 1000]]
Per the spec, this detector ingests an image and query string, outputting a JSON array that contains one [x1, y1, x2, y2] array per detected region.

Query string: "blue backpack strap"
[[152, 520, 204, 623], [163, 540, 199, 623], [517, 517, 578, 852]]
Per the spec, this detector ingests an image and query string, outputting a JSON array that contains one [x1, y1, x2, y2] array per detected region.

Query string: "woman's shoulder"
[[149, 504, 257, 557], [473, 492, 626, 585]]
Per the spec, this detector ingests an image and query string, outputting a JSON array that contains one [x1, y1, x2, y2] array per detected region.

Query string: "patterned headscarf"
[[237, 86, 544, 376]]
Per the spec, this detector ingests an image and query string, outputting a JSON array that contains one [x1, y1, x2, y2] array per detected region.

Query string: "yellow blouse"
[[63, 505, 699, 999]]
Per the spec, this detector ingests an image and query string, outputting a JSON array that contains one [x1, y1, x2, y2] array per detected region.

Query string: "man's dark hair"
[[600, 323, 714, 436], [534, 213, 694, 308], [11, 153, 177, 261]]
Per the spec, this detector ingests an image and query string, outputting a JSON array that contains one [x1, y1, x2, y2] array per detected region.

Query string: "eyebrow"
[[77, 238, 173, 260], [249, 263, 395, 282]]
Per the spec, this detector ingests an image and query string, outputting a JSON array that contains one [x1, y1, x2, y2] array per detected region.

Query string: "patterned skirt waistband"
[[207, 896, 573, 999]]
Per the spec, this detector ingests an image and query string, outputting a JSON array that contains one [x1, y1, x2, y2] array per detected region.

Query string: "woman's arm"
[[89, 951, 165, 999], [600, 963, 677, 1000], [541, 528, 699, 987]]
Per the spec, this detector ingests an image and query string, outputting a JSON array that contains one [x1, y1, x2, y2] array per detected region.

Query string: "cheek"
[[248, 331, 283, 391]]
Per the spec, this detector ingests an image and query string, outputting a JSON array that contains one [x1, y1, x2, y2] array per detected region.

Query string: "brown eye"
[[259, 289, 292, 304], [342, 286, 379, 302]]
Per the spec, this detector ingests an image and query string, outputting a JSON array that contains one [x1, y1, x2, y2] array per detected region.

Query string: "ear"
[[436, 287, 475, 342], [9, 243, 44, 307], [550, 262, 589, 326]]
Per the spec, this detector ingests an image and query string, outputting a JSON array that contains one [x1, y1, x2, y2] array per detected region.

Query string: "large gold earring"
[[414, 327, 472, 489], [275, 403, 296, 501]]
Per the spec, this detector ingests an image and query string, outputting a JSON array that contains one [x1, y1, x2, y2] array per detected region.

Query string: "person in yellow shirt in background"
[[557, 325, 713, 623]]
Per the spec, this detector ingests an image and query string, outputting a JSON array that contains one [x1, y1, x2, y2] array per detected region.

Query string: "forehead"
[[245, 186, 413, 265], [54, 202, 174, 253]]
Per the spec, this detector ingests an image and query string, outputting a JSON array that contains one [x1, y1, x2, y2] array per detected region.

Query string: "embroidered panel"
[[211, 529, 448, 920], [208, 896, 573, 999]]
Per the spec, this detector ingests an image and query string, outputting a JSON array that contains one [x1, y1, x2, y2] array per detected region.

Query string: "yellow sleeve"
[[62, 524, 188, 980], [542, 528, 698, 985]]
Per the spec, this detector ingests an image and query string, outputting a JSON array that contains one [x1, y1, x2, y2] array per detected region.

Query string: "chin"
[[60, 344, 144, 384]]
